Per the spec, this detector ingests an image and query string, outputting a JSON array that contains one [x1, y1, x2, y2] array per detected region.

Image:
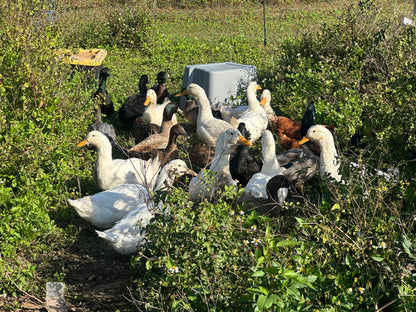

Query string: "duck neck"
[[247, 88, 260, 111], [165, 132, 178, 151], [98, 76, 107, 93], [318, 136, 342, 181], [262, 140, 282, 174], [211, 144, 232, 175], [154, 165, 174, 191], [94, 140, 113, 173], [96, 104, 102, 123], [139, 81, 147, 94], [159, 120, 173, 135], [196, 94, 213, 121]]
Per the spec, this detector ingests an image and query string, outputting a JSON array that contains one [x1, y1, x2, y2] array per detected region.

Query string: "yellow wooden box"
[[67, 49, 107, 66]]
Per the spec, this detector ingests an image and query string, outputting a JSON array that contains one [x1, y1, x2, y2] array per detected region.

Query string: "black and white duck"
[[229, 122, 262, 187]]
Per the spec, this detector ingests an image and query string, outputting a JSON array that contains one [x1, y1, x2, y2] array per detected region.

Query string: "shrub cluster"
[[59, 5, 154, 51]]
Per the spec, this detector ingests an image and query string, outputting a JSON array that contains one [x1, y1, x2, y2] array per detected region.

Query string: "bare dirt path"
[[4, 218, 139, 312]]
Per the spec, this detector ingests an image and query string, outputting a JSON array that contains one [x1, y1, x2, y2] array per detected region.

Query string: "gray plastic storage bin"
[[181, 62, 257, 109]]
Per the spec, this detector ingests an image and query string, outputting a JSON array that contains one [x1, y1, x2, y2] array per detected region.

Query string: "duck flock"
[[69, 67, 393, 255]]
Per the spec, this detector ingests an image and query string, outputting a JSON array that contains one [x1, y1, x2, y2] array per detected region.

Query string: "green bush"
[[0, 0, 96, 297], [59, 5, 154, 50]]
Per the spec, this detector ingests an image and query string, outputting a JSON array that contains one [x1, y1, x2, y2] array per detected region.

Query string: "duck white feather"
[[239, 130, 283, 200], [68, 184, 153, 229], [189, 128, 251, 202], [142, 89, 177, 126], [178, 83, 235, 146], [300, 125, 343, 182], [234, 82, 269, 143], [68, 159, 195, 229], [95, 202, 158, 255], [78, 130, 162, 191], [219, 87, 274, 122], [259, 89, 275, 117]]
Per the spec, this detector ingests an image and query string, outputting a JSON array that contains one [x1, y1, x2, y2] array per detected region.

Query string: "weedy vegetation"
[[0, 0, 415, 311]]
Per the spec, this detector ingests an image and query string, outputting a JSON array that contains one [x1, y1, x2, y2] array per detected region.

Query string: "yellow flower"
[[229, 210, 235, 216], [358, 287, 364, 294]]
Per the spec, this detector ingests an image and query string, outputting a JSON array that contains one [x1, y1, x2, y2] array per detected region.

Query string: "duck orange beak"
[[259, 96, 267, 106], [299, 136, 310, 145], [144, 95, 151, 106], [186, 168, 198, 177], [256, 85, 262, 90], [176, 90, 188, 97], [238, 135, 252, 146], [77, 139, 88, 147]]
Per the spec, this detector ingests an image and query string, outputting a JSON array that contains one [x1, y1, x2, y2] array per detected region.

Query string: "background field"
[[1, 0, 415, 311]]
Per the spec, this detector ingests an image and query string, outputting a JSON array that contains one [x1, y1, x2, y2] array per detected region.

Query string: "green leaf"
[[264, 294, 280, 309], [402, 235, 416, 260], [371, 255, 384, 262], [247, 287, 268, 296], [286, 285, 301, 300], [252, 270, 266, 277], [257, 256, 265, 265], [257, 294, 267, 311], [345, 254, 352, 266], [275, 240, 302, 248]]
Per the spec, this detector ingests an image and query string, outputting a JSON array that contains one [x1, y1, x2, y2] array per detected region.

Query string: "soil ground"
[[2, 217, 138, 312]]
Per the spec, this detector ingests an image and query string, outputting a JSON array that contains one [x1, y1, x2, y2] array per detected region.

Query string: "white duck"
[[189, 128, 251, 202], [68, 159, 196, 229], [78, 130, 164, 191], [259, 89, 276, 117], [177, 83, 235, 146], [142, 89, 177, 127], [233, 82, 269, 143], [220, 87, 275, 123], [68, 184, 153, 229], [299, 125, 343, 182], [95, 202, 158, 255], [238, 130, 283, 202]]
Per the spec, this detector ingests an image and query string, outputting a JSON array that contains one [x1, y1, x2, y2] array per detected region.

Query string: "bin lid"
[[60, 49, 107, 66]]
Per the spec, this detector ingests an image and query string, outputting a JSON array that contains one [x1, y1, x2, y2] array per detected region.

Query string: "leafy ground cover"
[[0, 0, 415, 311]]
